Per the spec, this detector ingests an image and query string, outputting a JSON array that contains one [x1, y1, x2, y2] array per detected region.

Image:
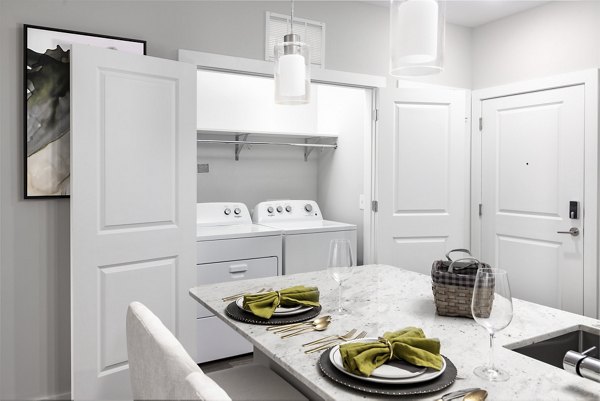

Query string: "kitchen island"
[[189, 265, 600, 400]]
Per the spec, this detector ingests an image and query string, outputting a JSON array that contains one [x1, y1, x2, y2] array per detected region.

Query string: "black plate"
[[318, 349, 457, 396], [225, 301, 322, 325]]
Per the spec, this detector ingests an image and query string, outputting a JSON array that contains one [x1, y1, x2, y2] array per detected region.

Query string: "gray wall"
[[0, 1, 470, 399], [472, 1, 600, 89]]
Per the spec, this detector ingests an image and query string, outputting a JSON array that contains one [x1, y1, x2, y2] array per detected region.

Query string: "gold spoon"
[[463, 389, 488, 401], [267, 315, 331, 332], [432, 388, 480, 401], [281, 321, 330, 338]]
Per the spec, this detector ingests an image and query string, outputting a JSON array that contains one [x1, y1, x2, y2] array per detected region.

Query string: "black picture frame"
[[24, 24, 147, 199]]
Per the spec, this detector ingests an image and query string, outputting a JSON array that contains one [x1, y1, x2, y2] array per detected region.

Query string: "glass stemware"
[[327, 239, 354, 315], [471, 267, 513, 381]]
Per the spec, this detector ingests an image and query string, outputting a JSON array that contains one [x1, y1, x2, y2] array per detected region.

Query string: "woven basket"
[[431, 250, 493, 319], [432, 282, 494, 318]]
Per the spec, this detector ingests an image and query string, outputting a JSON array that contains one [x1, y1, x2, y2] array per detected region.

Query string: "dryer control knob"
[[224, 208, 231, 215], [285, 205, 292, 213], [267, 206, 274, 214], [276, 206, 283, 213], [234, 208, 241, 215], [304, 204, 313, 213]]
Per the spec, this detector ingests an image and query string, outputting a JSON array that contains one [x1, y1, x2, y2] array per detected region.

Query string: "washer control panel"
[[252, 200, 322, 223], [197, 202, 251, 226]]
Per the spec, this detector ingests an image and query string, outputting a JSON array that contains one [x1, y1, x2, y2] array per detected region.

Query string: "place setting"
[[223, 285, 323, 325], [316, 326, 460, 397]]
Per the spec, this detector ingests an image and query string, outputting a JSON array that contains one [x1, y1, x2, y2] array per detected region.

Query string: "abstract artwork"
[[24, 25, 146, 198]]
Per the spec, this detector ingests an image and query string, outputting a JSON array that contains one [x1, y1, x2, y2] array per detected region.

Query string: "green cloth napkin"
[[339, 327, 443, 377], [242, 286, 320, 319]]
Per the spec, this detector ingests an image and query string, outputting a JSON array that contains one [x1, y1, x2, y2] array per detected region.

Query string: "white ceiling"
[[366, 1, 550, 28]]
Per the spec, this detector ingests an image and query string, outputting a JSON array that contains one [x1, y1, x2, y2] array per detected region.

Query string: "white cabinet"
[[196, 257, 278, 318], [195, 255, 278, 363], [195, 235, 281, 363]]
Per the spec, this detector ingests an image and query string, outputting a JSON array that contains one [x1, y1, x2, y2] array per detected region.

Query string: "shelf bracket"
[[304, 138, 321, 161], [234, 133, 249, 161]]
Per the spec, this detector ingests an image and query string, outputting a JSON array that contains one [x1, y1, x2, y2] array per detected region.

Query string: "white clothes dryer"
[[252, 200, 357, 275], [195, 202, 282, 363]]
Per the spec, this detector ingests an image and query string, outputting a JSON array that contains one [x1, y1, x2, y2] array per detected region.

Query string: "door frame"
[[471, 69, 599, 318], [177, 49, 386, 264]]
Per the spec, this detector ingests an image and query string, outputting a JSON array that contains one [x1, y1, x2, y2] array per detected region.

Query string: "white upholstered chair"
[[126, 302, 307, 401]]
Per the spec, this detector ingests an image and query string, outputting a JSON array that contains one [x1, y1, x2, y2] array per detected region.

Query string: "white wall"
[[197, 145, 318, 209], [472, 1, 600, 89], [317, 84, 372, 264], [196, 71, 319, 209]]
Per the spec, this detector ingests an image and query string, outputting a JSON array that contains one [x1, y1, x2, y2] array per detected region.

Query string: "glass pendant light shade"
[[275, 33, 310, 104], [390, 0, 445, 76]]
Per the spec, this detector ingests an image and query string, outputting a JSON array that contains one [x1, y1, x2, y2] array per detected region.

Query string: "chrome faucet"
[[563, 346, 600, 382]]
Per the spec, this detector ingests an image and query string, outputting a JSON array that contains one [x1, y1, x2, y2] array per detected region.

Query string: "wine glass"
[[327, 239, 354, 314], [471, 267, 513, 381]]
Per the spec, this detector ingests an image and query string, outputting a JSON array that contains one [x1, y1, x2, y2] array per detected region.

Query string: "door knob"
[[557, 227, 580, 236]]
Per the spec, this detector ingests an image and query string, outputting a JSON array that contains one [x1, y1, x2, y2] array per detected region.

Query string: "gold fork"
[[302, 328, 357, 347], [304, 330, 368, 354]]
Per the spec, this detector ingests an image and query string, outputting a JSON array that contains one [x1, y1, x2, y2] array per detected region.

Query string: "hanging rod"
[[196, 139, 337, 149]]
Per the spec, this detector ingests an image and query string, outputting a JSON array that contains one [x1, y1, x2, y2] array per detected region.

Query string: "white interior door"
[[376, 88, 470, 273], [70, 44, 196, 399], [480, 85, 585, 314]]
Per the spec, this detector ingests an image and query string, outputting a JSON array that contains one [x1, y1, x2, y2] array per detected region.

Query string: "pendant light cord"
[[290, 0, 294, 35]]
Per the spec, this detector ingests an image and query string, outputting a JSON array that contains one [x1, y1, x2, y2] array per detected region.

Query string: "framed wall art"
[[24, 24, 146, 198]]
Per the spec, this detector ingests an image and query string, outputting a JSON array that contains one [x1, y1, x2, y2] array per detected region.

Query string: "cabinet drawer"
[[196, 236, 281, 264], [195, 316, 252, 363], [196, 257, 278, 318]]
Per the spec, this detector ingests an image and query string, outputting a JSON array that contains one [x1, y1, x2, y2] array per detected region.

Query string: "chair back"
[[126, 301, 231, 400]]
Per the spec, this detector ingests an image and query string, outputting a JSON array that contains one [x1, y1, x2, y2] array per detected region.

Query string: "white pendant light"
[[274, 0, 310, 104], [389, 0, 445, 76]]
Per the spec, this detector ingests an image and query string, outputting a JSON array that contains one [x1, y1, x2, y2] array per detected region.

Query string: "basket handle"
[[445, 249, 471, 262], [448, 257, 481, 273]]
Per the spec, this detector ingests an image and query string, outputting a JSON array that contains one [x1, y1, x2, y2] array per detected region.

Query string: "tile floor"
[[198, 353, 254, 373]]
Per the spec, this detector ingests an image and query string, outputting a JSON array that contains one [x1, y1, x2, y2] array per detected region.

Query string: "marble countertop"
[[189, 264, 600, 400]]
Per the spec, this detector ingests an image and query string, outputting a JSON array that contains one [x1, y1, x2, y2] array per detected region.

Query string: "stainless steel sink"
[[506, 325, 600, 369]]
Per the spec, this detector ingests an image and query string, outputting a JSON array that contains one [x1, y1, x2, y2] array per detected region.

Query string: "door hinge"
[[478, 203, 483, 217], [371, 200, 379, 212], [372, 109, 379, 122], [479, 117, 483, 131]]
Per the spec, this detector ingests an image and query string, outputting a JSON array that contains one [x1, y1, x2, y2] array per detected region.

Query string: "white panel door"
[[70, 44, 196, 399], [376, 88, 469, 273], [480, 85, 584, 314]]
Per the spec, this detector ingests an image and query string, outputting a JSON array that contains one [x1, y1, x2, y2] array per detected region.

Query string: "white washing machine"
[[252, 200, 357, 275], [195, 202, 282, 363]]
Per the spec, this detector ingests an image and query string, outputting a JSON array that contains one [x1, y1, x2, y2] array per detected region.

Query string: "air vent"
[[265, 11, 325, 68]]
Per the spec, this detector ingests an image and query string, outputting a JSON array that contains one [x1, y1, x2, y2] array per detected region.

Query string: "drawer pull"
[[229, 264, 249, 274]]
